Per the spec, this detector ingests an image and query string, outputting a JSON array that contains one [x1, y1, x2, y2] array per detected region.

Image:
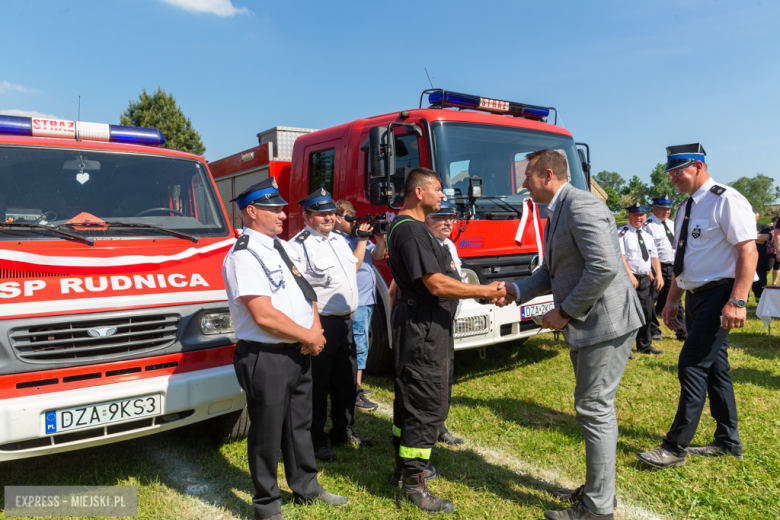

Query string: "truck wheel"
[[364, 297, 392, 375], [207, 406, 250, 444]]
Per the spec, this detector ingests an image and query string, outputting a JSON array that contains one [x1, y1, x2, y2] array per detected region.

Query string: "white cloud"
[[0, 109, 60, 120], [158, 0, 250, 16], [0, 81, 33, 94]]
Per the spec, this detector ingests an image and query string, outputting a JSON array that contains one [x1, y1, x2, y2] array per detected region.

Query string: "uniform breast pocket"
[[307, 256, 334, 286], [689, 219, 715, 245], [266, 266, 285, 290], [624, 241, 638, 258]]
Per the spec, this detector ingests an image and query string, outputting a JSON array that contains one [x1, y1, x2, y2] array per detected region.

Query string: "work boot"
[[687, 441, 744, 460], [544, 501, 613, 519], [390, 465, 439, 487], [292, 491, 349, 506], [438, 431, 465, 445], [314, 446, 337, 462], [332, 433, 373, 447], [355, 391, 378, 411], [628, 353, 636, 360], [551, 485, 617, 508], [635, 446, 686, 469], [651, 333, 663, 340], [398, 471, 454, 513], [256, 513, 284, 520], [639, 346, 664, 355]]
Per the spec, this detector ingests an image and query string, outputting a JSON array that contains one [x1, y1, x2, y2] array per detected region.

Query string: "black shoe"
[[390, 465, 439, 487], [628, 353, 636, 360], [398, 471, 454, 513], [639, 346, 663, 355], [438, 431, 465, 445], [551, 485, 617, 508], [651, 333, 663, 340], [256, 513, 284, 520], [355, 392, 379, 411], [687, 442, 744, 460], [676, 334, 688, 341], [314, 446, 337, 462], [359, 388, 373, 395], [635, 446, 686, 469], [544, 501, 613, 519], [333, 433, 373, 448], [292, 491, 349, 506]]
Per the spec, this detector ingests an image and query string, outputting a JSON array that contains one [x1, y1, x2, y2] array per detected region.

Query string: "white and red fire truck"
[[0, 115, 247, 461], [209, 89, 593, 374]]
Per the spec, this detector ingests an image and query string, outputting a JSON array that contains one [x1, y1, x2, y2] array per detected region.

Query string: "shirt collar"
[[241, 227, 276, 250], [546, 182, 568, 213], [304, 224, 338, 241], [691, 177, 715, 205]]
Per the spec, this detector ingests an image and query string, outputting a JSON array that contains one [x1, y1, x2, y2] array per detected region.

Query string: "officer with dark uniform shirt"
[[637, 143, 757, 469], [386, 167, 506, 514], [222, 178, 347, 520], [645, 195, 687, 340]]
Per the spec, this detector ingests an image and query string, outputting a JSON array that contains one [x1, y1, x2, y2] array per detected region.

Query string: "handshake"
[[478, 281, 517, 307]]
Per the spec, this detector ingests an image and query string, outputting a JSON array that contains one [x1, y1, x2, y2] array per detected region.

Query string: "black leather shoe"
[[651, 333, 663, 340], [635, 446, 686, 468], [332, 433, 372, 447], [628, 353, 636, 360], [687, 442, 744, 460], [390, 465, 439, 487], [355, 392, 379, 411], [314, 446, 337, 462], [256, 513, 284, 520], [639, 346, 663, 355], [544, 501, 613, 519], [551, 485, 617, 508], [293, 491, 349, 506], [676, 334, 688, 341], [438, 432, 465, 445], [398, 472, 454, 513]]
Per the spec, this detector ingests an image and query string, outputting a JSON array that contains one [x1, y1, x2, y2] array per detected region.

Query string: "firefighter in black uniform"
[[386, 167, 506, 514]]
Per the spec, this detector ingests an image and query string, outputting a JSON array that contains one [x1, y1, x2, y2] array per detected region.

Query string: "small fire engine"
[[0, 115, 246, 461], [209, 89, 593, 374]]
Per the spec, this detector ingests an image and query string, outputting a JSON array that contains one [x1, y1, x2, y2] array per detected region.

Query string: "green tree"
[[728, 174, 776, 213], [603, 185, 621, 212], [120, 87, 206, 156], [594, 170, 625, 195], [647, 162, 687, 209]]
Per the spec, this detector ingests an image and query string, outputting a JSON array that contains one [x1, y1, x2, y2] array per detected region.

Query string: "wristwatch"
[[728, 298, 747, 308], [558, 307, 572, 320]]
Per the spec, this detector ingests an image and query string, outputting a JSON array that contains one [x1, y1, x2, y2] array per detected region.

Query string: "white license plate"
[[521, 302, 554, 320], [44, 394, 162, 434]]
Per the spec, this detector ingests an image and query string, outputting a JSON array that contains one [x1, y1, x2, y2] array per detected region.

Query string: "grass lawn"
[[2, 297, 779, 519]]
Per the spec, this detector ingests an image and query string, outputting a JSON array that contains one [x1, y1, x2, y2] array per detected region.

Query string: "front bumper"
[[0, 364, 245, 461], [453, 295, 553, 351]]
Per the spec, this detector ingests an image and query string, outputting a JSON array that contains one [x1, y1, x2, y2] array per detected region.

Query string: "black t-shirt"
[[387, 215, 460, 305], [757, 223, 771, 256]]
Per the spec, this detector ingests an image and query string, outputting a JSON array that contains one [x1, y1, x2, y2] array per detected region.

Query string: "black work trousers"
[[391, 301, 453, 474], [634, 275, 654, 352], [651, 263, 687, 338], [440, 341, 456, 437], [233, 340, 323, 519], [311, 315, 357, 449], [752, 254, 769, 300], [661, 281, 742, 456]]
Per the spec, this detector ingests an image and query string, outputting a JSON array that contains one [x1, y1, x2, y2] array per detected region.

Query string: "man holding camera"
[[334, 200, 385, 411], [288, 188, 372, 463]]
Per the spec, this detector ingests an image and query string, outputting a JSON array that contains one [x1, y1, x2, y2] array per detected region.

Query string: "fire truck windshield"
[[0, 146, 228, 241], [431, 122, 587, 207]]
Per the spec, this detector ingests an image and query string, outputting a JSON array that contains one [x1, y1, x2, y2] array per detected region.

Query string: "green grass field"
[[2, 292, 779, 520]]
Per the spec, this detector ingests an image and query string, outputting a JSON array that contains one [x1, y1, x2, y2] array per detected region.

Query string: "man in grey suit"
[[502, 150, 643, 520]]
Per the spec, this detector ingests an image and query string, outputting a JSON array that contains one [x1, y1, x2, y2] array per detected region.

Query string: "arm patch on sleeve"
[[295, 231, 311, 243], [710, 185, 727, 196], [646, 217, 654, 224], [618, 226, 628, 237], [234, 235, 249, 250]]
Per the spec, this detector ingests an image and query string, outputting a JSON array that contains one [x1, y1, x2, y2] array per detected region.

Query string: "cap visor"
[[663, 159, 693, 173], [252, 194, 288, 206]]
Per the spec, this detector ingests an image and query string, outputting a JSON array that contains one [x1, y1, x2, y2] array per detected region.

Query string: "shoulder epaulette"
[[618, 226, 628, 237], [332, 229, 343, 236], [234, 234, 249, 251], [295, 230, 311, 243], [710, 185, 727, 196], [646, 217, 654, 224]]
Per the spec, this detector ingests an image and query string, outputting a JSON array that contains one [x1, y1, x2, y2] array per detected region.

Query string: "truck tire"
[[207, 406, 250, 444], [364, 296, 392, 375]]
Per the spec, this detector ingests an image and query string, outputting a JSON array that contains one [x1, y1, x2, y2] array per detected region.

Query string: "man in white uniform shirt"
[[223, 179, 347, 520], [637, 143, 757, 469], [289, 188, 372, 463], [644, 195, 687, 341], [618, 203, 664, 355]]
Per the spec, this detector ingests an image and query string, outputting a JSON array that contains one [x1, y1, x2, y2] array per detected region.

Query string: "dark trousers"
[[661, 281, 742, 456], [440, 342, 456, 437], [651, 263, 687, 338], [634, 275, 654, 352], [233, 340, 323, 519], [391, 301, 452, 474], [311, 316, 357, 448], [753, 254, 769, 300]]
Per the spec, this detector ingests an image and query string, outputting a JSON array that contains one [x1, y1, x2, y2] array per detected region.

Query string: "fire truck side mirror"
[[369, 182, 395, 206], [368, 126, 391, 181]]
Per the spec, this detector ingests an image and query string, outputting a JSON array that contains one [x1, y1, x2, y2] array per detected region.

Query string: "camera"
[[344, 212, 388, 238]]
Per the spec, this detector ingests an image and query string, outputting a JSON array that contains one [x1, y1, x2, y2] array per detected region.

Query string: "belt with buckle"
[[242, 339, 299, 349], [688, 278, 734, 295], [320, 313, 352, 320]]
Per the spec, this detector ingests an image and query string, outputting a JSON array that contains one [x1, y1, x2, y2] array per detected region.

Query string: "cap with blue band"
[[626, 202, 647, 213], [231, 178, 287, 209], [664, 143, 706, 173], [298, 188, 336, 212], [430, 199, 457, 216], [652, 194, 672, 207]]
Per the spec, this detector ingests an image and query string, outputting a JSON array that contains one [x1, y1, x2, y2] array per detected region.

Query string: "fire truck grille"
[[454, 314, 490, 338], [460, 253, 540, 284], [9, 315, 180, 363]]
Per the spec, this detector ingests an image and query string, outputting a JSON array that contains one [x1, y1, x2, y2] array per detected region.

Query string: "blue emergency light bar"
[[426, 90, 551, 120], [0, 115, 166, 147]]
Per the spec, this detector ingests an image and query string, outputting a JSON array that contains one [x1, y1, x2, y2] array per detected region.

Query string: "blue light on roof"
[[428, 91, 480, 109], [109, 125, 166, 147], [427, 90, 551, 120], [0, 115, 166, 147], [0, 115, 33, 136]]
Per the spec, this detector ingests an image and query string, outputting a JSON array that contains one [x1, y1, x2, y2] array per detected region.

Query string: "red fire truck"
[[209, 89, 593, 374], [0, 115, 247, 461]]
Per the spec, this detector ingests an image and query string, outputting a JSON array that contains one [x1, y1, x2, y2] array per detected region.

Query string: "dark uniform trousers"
[[233, 340, 324, 519], [661, 281, 742, 456], [634, 274, 654, 352], [439, 340, 456, 437], [391, 298, 454, 474], [651, 263, 687, 338], [310, 315, 358, 448], [753, 253, 769, 300]]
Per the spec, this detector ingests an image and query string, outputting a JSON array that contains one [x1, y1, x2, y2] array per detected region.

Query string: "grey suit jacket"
[[515, 183, 643, 348]]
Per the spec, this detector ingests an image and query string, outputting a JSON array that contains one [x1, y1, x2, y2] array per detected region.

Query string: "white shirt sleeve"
[[720, 194, 758, 245], [618, 233, 626, 255]]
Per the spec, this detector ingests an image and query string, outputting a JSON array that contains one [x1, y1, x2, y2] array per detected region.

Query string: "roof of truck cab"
[[0, 135, 207, 162]]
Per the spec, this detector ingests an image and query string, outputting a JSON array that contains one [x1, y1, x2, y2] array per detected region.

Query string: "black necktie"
[[636, 229, 649, 261], [673, 197, 694, 278], [662, 221, 674, 245], [273, 239, 318, 303]]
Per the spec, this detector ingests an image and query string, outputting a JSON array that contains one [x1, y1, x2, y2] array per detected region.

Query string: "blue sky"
[[1, 0, 778, 186]]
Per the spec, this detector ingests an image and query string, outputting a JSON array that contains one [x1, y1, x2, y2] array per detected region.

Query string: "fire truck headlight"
[[461, 269, 479, 284], [200, 312, 234, 335]]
